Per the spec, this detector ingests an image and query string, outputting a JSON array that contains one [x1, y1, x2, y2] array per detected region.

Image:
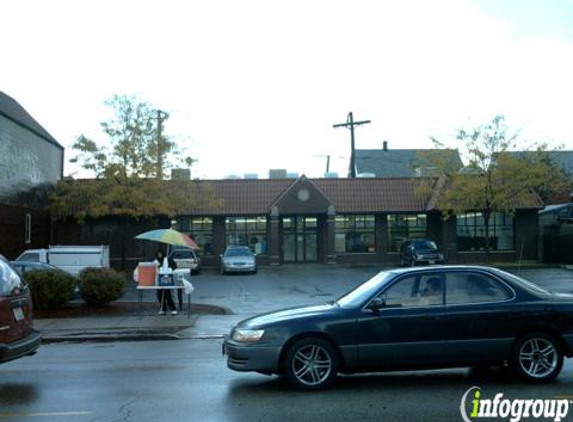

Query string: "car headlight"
[[232, 329, 265, 342]]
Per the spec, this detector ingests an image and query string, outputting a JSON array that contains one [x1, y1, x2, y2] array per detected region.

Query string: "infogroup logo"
[[460, 386, 570, 422]]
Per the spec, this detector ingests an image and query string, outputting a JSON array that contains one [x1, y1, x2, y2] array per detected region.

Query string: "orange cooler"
[[138, 262, 157, 286]]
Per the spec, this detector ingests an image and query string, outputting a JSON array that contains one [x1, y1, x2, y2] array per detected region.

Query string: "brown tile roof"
[[188, 177, 435, 215], [190, 179, 293, 215], [60, 176, 544, 217], [314, 178, 431, 213], [65, 176, 543, 217]]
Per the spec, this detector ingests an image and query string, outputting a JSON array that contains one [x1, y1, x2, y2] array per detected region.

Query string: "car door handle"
[[423, 315, 439, 321]]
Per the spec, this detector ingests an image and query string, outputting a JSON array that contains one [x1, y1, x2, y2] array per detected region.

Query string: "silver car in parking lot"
[[221, 246, 257, 274]]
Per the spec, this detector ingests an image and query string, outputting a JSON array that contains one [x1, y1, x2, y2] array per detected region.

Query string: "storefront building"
[[52, 175, 541, 269], [170, 175, 541, 268]]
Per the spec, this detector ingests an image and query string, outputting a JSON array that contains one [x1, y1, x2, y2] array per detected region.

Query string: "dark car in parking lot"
[[400, 239, 445, 266], [224, 265, 573, 390], [0, 255, 41, 364]]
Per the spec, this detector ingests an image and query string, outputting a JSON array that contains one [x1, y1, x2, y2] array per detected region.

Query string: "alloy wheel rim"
[[518, 338, 558, 378], [291, 344, 332, 386]]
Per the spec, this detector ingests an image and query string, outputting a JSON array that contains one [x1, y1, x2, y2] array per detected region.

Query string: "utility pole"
[[333, 112, 371, 178], [313, 155, 331, 173], [155, 109, 167, 179]]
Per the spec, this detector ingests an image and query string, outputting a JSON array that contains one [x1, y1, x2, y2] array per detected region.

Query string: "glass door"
[[282, 217, 318, 263]]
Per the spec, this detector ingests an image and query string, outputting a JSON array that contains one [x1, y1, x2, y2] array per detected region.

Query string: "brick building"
[[0, 92, 64, 258], [53, 175, 542, 269]]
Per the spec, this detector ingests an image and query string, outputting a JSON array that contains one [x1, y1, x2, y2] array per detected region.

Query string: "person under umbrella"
[[153, 249, 178, 315]]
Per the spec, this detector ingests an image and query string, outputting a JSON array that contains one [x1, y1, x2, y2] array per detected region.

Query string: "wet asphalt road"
[[2, 266, 573, 421], [3, 338, 573, 422]]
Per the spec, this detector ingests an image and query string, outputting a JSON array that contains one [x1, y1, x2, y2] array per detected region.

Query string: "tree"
[[420, 115, 569, 260], [52, 95, 219, 267], [70, 95, 178, 179]]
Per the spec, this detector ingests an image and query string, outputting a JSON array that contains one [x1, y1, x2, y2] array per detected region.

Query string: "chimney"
[[171, 168, 191, 180], [383, 141, 388, 151], [269, 169, 287, 179]]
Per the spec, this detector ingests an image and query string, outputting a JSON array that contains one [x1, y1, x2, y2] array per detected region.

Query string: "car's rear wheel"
[[511, 333, 563, 383], [284, 337, 339, 390]]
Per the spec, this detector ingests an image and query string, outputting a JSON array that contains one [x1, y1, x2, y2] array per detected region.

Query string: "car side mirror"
[[368, 297, 386, 311]]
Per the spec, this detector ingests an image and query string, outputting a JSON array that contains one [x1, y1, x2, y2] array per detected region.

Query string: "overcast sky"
[[2, 0, 572, 179]]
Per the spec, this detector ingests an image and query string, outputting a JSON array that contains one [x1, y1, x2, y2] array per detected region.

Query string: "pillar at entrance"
[[268, 206, 281, 265], [325, 205, 337, 264]]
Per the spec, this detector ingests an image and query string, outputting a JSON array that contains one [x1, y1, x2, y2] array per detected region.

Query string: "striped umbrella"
[[135, 228, 199, 249]]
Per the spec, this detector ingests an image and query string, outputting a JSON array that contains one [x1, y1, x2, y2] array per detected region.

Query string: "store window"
[[174, 217, 214, 255], [226, 216, 268, 254], [457, 212, 514, 251], [387, 214, 427, 252], [335, 215, 375, 254]]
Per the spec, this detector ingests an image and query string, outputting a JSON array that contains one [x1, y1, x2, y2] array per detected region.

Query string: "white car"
[[169, 247, 201, 275]]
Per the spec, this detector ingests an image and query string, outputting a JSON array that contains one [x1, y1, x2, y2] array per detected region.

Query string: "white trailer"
[[15, 245, 110, 276]]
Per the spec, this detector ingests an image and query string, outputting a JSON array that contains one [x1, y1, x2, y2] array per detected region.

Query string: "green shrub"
[[79, 267, 126, 306], [24, 269, 76, 311]]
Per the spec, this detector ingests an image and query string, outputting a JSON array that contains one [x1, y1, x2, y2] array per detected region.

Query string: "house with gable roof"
[[0, 92, 64, 258]]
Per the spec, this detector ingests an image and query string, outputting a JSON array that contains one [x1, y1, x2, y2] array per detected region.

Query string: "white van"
[[15, 245, 110, 276]]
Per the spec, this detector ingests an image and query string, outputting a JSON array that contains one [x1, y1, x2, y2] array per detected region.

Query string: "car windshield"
[[0, 259, 25, 296], [413, 240, 437, 249], [224, 248, 252, 257], [336, 271, 394, 308]]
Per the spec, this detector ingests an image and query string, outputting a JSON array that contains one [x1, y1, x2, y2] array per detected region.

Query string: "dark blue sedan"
[[223, 266, 573, 390]]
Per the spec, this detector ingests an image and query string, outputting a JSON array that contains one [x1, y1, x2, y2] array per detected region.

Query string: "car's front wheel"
[[511, 333, 563, 383], [283, 337, 339, 390]]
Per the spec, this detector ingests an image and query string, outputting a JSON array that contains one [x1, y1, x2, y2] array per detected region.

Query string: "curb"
[[41, 332, 181, 344], [41, 332, 227, 343], [179, 334, 225, 340]]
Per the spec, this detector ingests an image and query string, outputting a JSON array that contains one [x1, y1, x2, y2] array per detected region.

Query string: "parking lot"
[[124, 264, 573, 316]]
